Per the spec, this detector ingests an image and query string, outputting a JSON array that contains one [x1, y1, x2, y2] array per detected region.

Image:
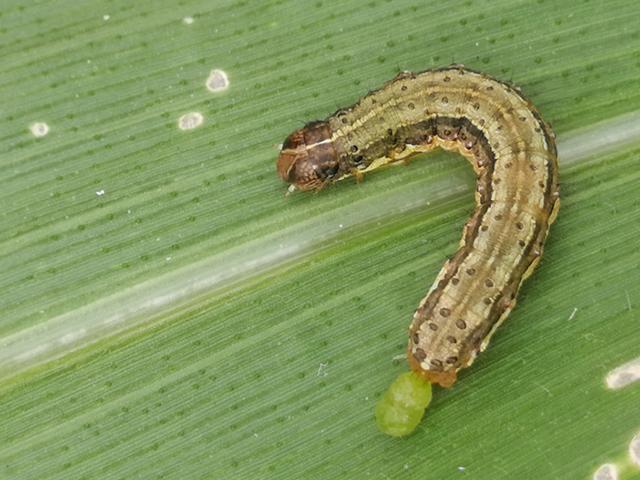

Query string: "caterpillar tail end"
[[406, 351, 458, 389], [375, 371, 432, 437]]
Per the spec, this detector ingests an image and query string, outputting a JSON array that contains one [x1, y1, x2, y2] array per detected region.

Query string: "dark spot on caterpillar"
[[412, 332, 419, 344], [505, 162, 513, 168], [446, 335, 457, 344], [485, 278, 494, 287], [439, 307, 451, 317], [441, 96, 449, 104], [446, 356, 458, 364], [444, 76, 451, 82], [481, 225, 488, 231], [483, 297, 492, 305], [351, 145, 358, 152], [323, 163, 339, 178], [456, 319, 467, 329], [516, 221, 524, 230], [518, 240, 526, 247], [414, 348, 427, 361], [473, 102, 480, 110], [466, 268, 476, 276], [408, 102, 415, 110], [451, 277, 460, 285], [401, 85, 408, 91], [430, 359, 443, 369], [494, 214, 503, 221], [428, 323, 438, 331]]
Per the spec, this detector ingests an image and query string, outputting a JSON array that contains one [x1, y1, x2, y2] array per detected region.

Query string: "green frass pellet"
[[375, 371, 432, 437]]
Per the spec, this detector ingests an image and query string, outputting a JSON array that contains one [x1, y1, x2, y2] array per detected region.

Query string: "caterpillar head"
[[277, 121, 340, 192]]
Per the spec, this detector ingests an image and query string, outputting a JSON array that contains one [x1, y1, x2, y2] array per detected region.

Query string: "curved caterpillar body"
[[277, 66, 559, 388]]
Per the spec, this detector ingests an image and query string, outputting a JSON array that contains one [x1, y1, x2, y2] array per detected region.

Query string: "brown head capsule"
[[277, 121, 340, 191]]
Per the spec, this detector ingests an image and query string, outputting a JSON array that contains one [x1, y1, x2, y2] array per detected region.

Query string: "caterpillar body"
[[277, 65, 559, 389]]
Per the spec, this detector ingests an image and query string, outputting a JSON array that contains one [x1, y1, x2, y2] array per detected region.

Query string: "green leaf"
[[1, 1, 639, 479]]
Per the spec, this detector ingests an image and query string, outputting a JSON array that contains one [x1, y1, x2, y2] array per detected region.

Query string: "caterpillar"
[[276, 66, 559, 429]]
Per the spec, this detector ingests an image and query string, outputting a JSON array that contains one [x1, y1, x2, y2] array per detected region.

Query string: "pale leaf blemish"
[[606, 357, 640, 389], [533, 381, 552, 396], [205, 69, 229, 92], [182, 16, 194, 25], [178, 112, 204, 130], [568, 307, 578, 321], [316, 362, 328, 377], [630, 432, 640, 466], [29, 122, 49, 137], [593, 463, 618, 480], [102, 14, 110, 21], [96, 189, 105, 196]]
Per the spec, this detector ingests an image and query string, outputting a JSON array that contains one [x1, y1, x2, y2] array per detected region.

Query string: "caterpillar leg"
[[350, 167, 365, 183]]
